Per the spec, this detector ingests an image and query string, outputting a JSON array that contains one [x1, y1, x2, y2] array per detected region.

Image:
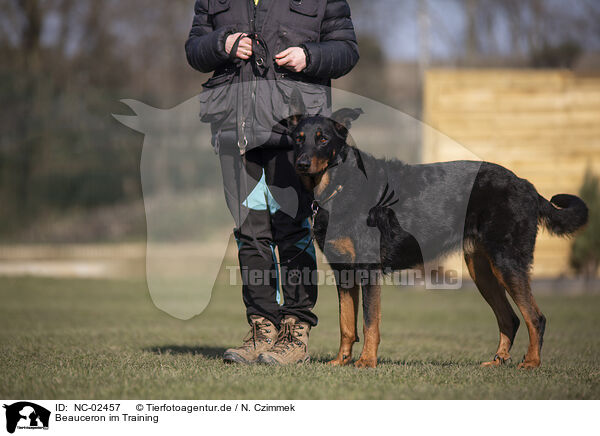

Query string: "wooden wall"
[[423, 69, 600, 277]]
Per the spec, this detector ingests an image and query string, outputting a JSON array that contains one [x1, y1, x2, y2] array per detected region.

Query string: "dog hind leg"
[[465, 251, 520, 367], [487, 259, 545, 369]]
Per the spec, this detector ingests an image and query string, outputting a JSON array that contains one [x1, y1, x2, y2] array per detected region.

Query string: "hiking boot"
[[223, 316, 278, 364], [257, 316, 311, 365]]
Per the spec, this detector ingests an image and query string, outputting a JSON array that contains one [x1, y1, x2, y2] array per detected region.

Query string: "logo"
[[112, 85, 481, 320], [3, 402, 50, 434]]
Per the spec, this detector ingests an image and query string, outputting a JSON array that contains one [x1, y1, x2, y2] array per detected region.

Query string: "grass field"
[[1, 276, 599, 399]]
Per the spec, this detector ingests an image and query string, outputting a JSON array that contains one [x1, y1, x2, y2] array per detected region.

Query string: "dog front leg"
[[328, 281, 360, 366], [355, 278, 381, 368]]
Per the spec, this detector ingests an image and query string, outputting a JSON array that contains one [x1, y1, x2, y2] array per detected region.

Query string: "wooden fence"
[[423, 69, 600, 277]]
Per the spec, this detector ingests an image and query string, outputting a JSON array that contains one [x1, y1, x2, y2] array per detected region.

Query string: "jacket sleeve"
[[301, 0, 359, 79], [185, 0, 232, 73]]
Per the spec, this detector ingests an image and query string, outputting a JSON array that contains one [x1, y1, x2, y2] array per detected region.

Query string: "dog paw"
[[354, 357, 377, 368], [481, 354, 510, 367], [327, 354, 352, 366], [517, 360, 540, 369], [481, 359, 502, 367]]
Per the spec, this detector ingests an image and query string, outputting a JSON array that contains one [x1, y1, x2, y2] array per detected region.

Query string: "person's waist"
[[217, 129, 293, 149]]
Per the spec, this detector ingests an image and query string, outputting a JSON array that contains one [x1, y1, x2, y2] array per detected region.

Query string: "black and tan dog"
[[285, 90, 588, 369]]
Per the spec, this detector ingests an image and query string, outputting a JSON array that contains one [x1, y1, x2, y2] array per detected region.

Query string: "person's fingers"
[[239, 38, 252, 48], [231, 32, 248, 44], [276, 53, 294, 65], [276, 51, 292, 60], [236, 38, 253, 58], [226, 33, 250, 55], [275, 48, 293, 59]]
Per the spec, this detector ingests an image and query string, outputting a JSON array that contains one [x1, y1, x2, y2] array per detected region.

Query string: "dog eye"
[[319, 136, 328, 144], [295, 136, 304, 143]]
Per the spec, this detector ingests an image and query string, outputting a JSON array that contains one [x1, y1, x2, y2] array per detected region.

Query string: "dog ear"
[[290, 87, 306, 116], [331, 108, 363, 137], [284, 87, 306, 131]]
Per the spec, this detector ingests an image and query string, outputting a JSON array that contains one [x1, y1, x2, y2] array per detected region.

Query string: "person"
[[185, 0, 359, 365]]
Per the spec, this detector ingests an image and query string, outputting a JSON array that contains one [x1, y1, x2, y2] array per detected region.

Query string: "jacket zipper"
[[240, 0, 258, 155]]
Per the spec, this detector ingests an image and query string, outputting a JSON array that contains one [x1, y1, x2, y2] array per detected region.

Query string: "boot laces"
[[242, 320, 273, 349], [272, 322, 304, 353]]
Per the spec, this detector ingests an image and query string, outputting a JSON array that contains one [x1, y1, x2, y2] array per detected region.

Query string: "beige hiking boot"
[[257, 316, 311, 365], [223, 316, 278, 364]]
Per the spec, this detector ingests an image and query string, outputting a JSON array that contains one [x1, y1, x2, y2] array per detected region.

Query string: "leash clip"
[[311, 201, 320, 220], [311, 201, 320, 216]]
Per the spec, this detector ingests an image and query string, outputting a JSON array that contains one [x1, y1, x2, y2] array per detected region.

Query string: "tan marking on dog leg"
[[488, 262, 543, 369], [465, 251, 520, 367], [328, 283, 360, 367]]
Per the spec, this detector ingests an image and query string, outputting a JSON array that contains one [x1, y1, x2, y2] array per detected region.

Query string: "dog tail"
[[538, 194, 588, 236]]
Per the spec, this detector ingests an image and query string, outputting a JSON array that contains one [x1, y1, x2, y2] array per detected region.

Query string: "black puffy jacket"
[[185, 0, 359, 153]]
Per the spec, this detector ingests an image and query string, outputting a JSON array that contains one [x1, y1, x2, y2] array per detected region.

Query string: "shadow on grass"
[[312, 355, 472, 367], [145, 348, 478, 368], [378, 358, 471, 367], [144, 345, 226, 359]]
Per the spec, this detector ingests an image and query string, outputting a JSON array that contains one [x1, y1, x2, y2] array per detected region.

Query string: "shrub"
[[570, 169, 600, 279]]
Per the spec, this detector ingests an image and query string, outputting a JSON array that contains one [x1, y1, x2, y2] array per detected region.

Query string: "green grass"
[[1, 276, 599, 399]]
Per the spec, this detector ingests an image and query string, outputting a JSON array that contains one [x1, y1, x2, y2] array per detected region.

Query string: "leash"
[[234, 31, 274, 155]]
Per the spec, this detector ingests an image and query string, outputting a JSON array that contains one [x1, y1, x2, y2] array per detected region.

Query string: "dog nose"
[[295, 156, 311, 172], [296, 162, 310, 172]]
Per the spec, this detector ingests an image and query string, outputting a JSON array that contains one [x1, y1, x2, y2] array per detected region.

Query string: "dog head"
[[283, 88, 363, 177]]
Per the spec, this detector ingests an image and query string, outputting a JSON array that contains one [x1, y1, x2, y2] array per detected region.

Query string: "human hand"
[[225, 33, 253, 60], [275, 47, 307, 72]]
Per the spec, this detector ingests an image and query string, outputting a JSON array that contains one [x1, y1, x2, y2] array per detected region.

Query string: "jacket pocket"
[[198, 72, 236, 124], [201, 71, 234, 89], [273, 78, 329, 120], [289, 0, 319, 17], [208, 0, 230, 15]]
